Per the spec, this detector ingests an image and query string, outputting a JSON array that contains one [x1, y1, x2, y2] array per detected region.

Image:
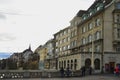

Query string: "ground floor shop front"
[[57, 52, 120, 73]]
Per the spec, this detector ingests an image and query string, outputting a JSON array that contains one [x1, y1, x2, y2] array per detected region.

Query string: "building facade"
[[53, 0, 120, 73], [44, 39, 56, 70], [54, 27, 71, 70], [76, 0, 120, 73]]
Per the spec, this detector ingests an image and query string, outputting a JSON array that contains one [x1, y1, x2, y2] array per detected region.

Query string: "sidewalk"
[[7, 74, 120, 80]]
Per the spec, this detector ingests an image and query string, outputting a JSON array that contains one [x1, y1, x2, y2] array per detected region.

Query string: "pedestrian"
[[89, 67, 92, 75], [60, 67, 64, 77], [81, 66, 86, 76], [114, 65, 119, 76], [118, 65, 120, 75], [65, 67, 71, 77]]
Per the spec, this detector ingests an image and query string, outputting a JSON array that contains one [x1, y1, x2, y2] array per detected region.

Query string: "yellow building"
[[35, 45, 48, 70]]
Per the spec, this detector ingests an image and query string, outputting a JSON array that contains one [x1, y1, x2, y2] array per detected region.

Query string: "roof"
[[76, 10, 87, 17], [77, 0, 113, 26]]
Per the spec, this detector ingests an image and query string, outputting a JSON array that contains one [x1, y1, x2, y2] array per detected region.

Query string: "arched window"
[[85, 58, 91, 68], [94, 59, 100, 70]]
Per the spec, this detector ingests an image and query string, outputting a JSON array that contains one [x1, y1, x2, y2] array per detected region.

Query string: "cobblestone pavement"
[[6, 74, 120, 80]]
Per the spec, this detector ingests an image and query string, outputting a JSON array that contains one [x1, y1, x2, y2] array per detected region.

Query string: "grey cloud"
[[0, 14, 6, 19], [0, 33, 16, 41]]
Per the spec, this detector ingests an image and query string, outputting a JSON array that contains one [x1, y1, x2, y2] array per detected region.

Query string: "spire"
[[29, 44, 31, 50]]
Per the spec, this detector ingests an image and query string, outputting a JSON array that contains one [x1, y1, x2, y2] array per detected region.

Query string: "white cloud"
[[0, 0, 94, 52]]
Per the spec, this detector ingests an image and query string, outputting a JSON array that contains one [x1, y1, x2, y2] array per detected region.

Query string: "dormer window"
[[90, 12, 93, 16], [89, 9, 94, 16], [82, 14, 88, 20], [96, 3, 104, 11]]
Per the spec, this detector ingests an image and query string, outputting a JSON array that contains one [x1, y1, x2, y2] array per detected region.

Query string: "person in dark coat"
[[81, 66, 86, 76], [65, 67, 71, 77], [89, 67, 92, 75], [60, 67, 64, 77]]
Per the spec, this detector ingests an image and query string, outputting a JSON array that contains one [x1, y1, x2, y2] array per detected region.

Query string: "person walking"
[[89, 67, 92, 75], [65, 67, 71, 77], [60, 67, 64, 78], [114, 65, 120, 76], [81, 66, 86, 76]]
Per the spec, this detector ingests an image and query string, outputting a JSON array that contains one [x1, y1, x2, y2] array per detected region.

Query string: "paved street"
[[7, 74, 120, 80]]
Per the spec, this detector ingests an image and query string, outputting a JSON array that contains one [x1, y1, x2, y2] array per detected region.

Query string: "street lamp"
[[91, 35, 94, 69]]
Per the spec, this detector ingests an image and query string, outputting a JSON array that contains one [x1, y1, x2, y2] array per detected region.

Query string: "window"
[[88, 35, 92, 42], [74, 59, 77, 70], [82, 26, 86, 33], [67, 60, 70, 68], [88, 22, 93, 30], [82, 38, 86, 45], [96, 3, 103, 11], [95, 45, 100, 52], [95, 18, 101, 27], [68, 45, 70, 49], [64, 30, 66, 35], [56, 48, 58, 53], [117, 29, 120, 38], [116, 47, 120, 52], [95, 31, 101, 40], [59, 61, 61, 68], [68, 29, 70, 33], [63, 46, 66, 51], [60, 32, 63, 36], [63, 38, 66, 43], [60, 40, 62, 44], [71, 60, 73, 70], [56, 42, 58, 46], [94, 59, 100, 70], [75, 30, 77, 36], [56, 35, 59, 39], [64, 61, 66, 69], [88, 47, 92, 52], [68, 37, 70, 41], [60, 47, 62, 52], [116, 14, 120, 22]]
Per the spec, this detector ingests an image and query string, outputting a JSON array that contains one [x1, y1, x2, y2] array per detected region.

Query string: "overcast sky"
[[0, 0, 94, 53]]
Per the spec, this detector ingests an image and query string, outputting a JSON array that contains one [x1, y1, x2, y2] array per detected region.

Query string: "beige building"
[[35, 0, 120, 73], [54, 27, 71, 70], [54, 0, 120, 73], [76, 0, 120, 73]]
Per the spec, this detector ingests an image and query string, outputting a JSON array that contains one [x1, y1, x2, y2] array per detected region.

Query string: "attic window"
[[82, 14, 88, 20], [96, 3, 104, 11], [89, 9, 94, 16]]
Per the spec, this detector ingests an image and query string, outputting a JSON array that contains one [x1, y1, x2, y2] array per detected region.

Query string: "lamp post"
[[91, 27, 94, 69], [91, 35, 94, 69]]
